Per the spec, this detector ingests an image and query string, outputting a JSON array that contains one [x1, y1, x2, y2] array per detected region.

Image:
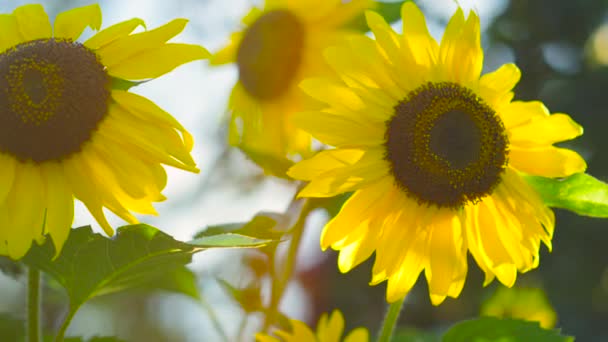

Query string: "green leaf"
[[217, 278, 263, 313], [442, 317, 574, 342], [393, 328, 441, 342], [525, 173, 608, 217], [23, 225, 200, 312], [23, 224, 277, 323], [138, 266, 200, 300], [194, 212, 288, 242], [239, 145, 294, 179]]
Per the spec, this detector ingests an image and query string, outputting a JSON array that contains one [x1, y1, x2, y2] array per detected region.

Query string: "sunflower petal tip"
[[429, 293, 447, 306]]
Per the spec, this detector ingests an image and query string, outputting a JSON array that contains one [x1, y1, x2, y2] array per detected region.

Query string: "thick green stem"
[[27, 267, 41, 342], [377, 298, 405, 342]]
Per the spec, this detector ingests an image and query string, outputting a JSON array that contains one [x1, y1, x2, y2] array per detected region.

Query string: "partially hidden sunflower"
[[0, 4, 208, 259], [210, 0, 372, 159], [256, 310, 368, 342], [288, 2, 586, 305], [481, 286, 557, 329]]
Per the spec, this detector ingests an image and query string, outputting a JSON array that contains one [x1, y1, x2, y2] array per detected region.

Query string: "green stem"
[[377, 298, 405, 342], [200, 294, 229, 342], [54, 309, 76, 342], [262, 198, 313, 332], [27, 267, 41, 342]]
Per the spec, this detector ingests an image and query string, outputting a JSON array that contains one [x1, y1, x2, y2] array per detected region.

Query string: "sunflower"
[[0, 4, 208, 259], [210, 0, 372, 159], [481, 286, 557, 329], [256, 310, 368, 342], [288, 3, 586, 305]]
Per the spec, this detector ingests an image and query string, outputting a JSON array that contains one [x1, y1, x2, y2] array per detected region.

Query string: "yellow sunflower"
[[0, 4, 208, 259], [256, 310, 368, 342], [481, 286, 557, 329], [288, 3, 586, 305], [210, 0, 372, 159]]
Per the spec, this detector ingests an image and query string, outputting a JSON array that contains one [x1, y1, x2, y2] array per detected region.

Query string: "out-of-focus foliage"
[[481, 286, 557, 329], [442, 317, 573, 342]]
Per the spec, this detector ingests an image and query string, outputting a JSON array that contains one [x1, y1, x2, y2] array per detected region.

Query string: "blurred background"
[[0, 0, 607, 341]]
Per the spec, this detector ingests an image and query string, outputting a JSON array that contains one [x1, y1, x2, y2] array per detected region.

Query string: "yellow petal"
[[439, 9, 482, 83], [344, 328, 369, 342], [321, 179, 392, 249], [509, 114, 583, 146], [319, 310, 345, 342], [13, 4, 51, 41], [0, 15, 21, 52], [425, 211, 466, 305], [63, 156, 115, 236], [254, 334, 280, 342], [292, 110, 384, 148], [97, 18, 188, 68], [209, 33, 240, 65], [0, 153, 16, 205], [290, 149, 387, 198], [107, 43, 209, 80], [372, 195, 422, 277], [5, 164, 45, 259], [509, 146, 587, 177], [468, 198, 516, 284], [479, 64, 521, 107], [41, 162, 74, 258], [85, 17, 145, 49], [499, 100, 549, 129], [365, 11, 402, 65], [289, 149, 363, 181], [112, 90, 188, 135], [400, 2, 438, 68], [300, 78, 365, 112], [337, 221, 378, 273], [275, 320, 317, 341], [53, 4, 101, 40], [385, 230, 427, 303]]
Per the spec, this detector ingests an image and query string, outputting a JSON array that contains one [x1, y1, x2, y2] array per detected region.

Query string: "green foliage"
[[138, 266, 200, 300], [442, 317, 574, 342], [393, 328, 441, 342], [194, 212, 288, 243], [22, 223, 280, 331], [525, 173, 608, 217], [0, 314, 124, 342], [0, 314, 23, 342]]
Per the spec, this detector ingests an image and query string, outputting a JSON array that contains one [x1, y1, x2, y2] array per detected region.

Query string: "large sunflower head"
[[210, 0, 372, 159], [256, 310, 368, 342], [0, 4, 208, 259], [288, 3, 586, 305]]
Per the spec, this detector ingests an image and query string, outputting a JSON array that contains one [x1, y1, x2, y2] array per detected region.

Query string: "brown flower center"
[[384, 82, 508, 208], [236, 10, 305, 101], [0, 38, 110, 162]]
